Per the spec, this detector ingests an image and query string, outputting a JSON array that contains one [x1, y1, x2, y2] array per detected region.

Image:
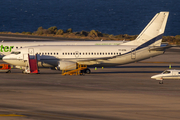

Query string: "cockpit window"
[[162, 70, 171, 74], [11, 51, 21, 55]]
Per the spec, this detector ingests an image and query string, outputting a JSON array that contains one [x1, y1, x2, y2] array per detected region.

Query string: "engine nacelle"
[[57, 61, 77, 70]]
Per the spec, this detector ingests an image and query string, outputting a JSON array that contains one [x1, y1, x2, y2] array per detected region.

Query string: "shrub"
[[109, 34, 114, 38], [25, 32, 32, 35], [48, 26, 58, 34], [80, 30, 88, 36], [175, 35, 180, 39], [89, 30, 98, 37], [89, 30, 103, 37], [66, 28, 73, 33], [35, 26, 45, 35], [56, 29, 64, 35], [22, 31, 26, 34], [37, 26, 44, 31]]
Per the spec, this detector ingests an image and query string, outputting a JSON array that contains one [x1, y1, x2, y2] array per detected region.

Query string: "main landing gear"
[[80, 68, 91, 74]]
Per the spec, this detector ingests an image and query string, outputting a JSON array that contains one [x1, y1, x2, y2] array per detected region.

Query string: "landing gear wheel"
[[80, 72, 85, 76], [84, 68, 91, 74], [159, 80, 163, 84], [6, 70, 11, 73]]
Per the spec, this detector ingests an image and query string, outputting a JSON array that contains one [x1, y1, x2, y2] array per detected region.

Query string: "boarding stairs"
[[62, 64, 87, 75], [24, 54, 39, 74]]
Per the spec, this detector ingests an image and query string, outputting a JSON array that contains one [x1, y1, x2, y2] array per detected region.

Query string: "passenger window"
[[79, 53, 81, 55], [94, 53, 96, 55], [16, 47, 18, 49], [57, 53, 58, 55], [97, 53, 99, 55], [91, 53, 93, 55]]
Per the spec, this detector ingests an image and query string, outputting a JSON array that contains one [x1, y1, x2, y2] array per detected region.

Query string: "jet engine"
[[57, 61, 77, 70]]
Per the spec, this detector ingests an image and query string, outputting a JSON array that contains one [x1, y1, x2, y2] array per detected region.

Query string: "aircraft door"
[[131, 48, 136, 59], [172, 71, 178, 75], [28, 48, 35, 59]]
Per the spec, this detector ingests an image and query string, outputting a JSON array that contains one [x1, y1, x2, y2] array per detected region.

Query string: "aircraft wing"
[[76, 55, 120, 65]]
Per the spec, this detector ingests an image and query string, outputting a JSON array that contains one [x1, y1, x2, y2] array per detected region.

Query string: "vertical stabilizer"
[[123, 12, 169, 46]]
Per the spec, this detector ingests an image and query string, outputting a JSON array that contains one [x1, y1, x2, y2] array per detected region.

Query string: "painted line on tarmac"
[[0, 114, 26, 117], [139, 61, 180, 64]]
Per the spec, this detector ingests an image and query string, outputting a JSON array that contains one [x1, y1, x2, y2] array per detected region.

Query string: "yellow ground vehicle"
[[0, 64, 11, 73]]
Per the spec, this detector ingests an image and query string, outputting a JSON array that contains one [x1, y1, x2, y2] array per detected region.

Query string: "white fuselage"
[[3, 45, 164, 68], [0, 41, 127, 57], [151, 70, 180, 80]]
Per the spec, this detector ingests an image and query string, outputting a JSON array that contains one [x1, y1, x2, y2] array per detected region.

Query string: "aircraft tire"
[[84, 68, 91, 74], [6, 70, 11, 73], [159, 80, 163, 84]]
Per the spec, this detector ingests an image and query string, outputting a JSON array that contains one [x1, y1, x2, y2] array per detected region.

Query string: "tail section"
[[123, 12, 169, 46]]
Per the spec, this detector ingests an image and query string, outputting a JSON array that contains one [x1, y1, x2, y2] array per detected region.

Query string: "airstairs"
[[23, 54, 39, 74], [62, 64, 87, 75]]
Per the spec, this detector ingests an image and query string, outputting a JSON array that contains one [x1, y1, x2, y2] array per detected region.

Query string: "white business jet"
[[0, 40, 127, 58], [3, 12, 169, 74], [151, 70, 180, 84]]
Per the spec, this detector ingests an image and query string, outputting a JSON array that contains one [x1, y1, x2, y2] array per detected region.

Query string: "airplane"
[[3, 12, 169, 74], [151, 69, 180, 84], [0, 40, 127, 58]]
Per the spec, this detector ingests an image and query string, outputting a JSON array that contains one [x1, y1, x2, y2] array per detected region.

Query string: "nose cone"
[[2, 55, 9, 62], [3, 55, 26, 66], [151, 75, 156, 79], [2, 55, 12, 64], [151, 74, 162, 80]]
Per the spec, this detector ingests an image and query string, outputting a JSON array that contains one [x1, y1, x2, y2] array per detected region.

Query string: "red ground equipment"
[[0, 64, 11, 73]]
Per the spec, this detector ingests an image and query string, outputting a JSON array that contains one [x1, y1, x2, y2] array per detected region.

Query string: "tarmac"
[[0, 34, 180, 120]]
